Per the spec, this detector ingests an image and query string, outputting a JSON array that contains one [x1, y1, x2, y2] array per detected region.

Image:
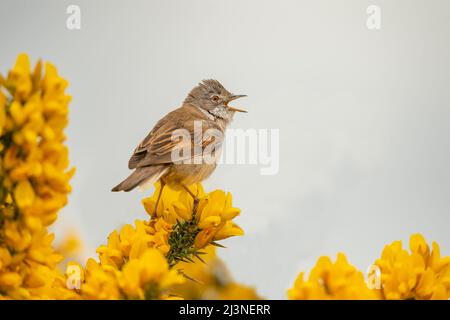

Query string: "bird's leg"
[[152, 178, 166, 219], [181, 183, 200, 219]]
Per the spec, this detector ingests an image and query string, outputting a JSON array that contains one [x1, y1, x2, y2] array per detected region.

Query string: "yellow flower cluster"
[[143, 182, 243, 251], [376, 234, 450, 299], [288, 253, 379, 300], [80, 248, 184, 300], [0, 54, 75, 299], [288, 234, 450, 300], [76, 182, 244, 299], [171, 246, 260, 300], [74, 218, 181, 299]]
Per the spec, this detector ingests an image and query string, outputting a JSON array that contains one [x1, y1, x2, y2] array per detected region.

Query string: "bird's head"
[[184, 79, 247, 122]]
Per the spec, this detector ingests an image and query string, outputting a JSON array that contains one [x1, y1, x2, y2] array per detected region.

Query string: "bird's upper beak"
[[226, 94, 248, 113]]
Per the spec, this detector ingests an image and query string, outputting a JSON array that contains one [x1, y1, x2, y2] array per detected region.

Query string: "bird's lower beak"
[[226, 94, 248, 113], [228, 106, 247, 113]]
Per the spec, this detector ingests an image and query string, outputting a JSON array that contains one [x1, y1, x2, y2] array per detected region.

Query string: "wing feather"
[[128, 107, 223, 169]]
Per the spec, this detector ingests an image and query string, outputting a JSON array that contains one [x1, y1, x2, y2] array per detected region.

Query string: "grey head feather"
[[184, 79, 232, 109]]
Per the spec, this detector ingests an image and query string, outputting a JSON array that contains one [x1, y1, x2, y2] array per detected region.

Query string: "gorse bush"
[[76, 182, 245, 299], [0, 53, 75, 299], [1, 54, 449, 300], [288, 234, 450, 300]]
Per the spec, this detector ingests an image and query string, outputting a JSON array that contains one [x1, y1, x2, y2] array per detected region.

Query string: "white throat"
[[196, 105, 233, 124], [209, 105, 234, 122]]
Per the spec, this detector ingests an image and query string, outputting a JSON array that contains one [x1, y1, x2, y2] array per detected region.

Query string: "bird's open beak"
[[226, 94, 248, 113]]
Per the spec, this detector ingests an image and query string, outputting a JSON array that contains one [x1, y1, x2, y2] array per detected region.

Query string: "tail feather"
[[111, 165, 167, 192]]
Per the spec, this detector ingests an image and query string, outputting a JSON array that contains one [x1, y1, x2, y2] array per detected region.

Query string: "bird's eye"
[[212, 95, 220, 102]]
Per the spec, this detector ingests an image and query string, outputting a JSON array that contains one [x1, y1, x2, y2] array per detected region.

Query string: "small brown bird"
[[112, 79, 246, 207]]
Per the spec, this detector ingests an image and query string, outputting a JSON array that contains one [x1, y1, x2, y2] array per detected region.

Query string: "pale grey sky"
[[1, 0, 450, 299]]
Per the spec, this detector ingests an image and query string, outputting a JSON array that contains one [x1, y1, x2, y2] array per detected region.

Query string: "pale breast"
[[164, 163, 218, 186]]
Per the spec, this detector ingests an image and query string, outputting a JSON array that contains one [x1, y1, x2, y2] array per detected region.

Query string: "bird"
[[111, 79, 247, 213]]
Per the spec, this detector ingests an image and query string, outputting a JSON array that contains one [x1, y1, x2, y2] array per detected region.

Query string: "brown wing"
[[128, 116, 173, 169], [128, 108, 223, 169]]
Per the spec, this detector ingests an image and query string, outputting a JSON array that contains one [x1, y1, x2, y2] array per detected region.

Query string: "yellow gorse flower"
[[142, 182, 204, 223], [118, 248, 184, 299], [375, 233, 450, 300], [288, 253, 379, 300], [0, 54, 75, 299], [81, 258, 121, 300], [142, 182, 244, 252], [194, 190, 243, 249]]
